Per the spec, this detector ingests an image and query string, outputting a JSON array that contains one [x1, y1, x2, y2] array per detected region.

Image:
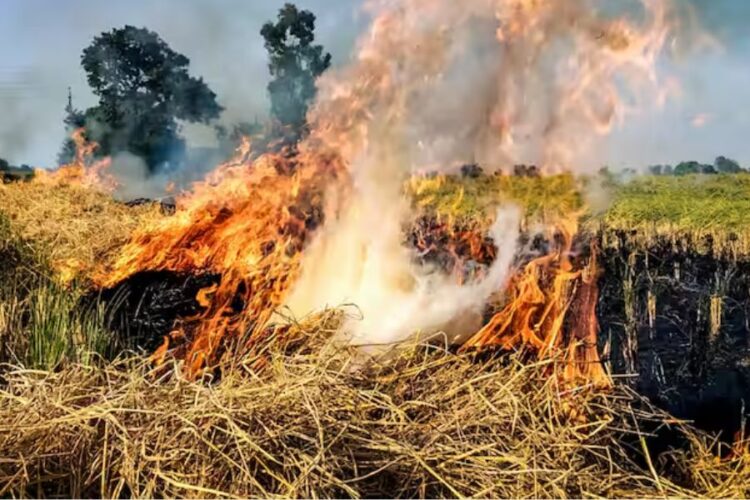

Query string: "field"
[[1, 173, 750, 498]]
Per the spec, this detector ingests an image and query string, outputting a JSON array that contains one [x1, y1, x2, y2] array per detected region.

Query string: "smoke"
[[0, 97, 30, 164], [0, 67, 63, 165], [0, 0, 365, 169], [106, 152, 173, 200], [286, 203, 521, 351], [3, 0, 749, 178], [282, 0, 674, 349]]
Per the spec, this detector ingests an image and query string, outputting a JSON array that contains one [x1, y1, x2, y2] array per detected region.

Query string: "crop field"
[[3, 0, 750, 498], [1, 172, 749, 498]]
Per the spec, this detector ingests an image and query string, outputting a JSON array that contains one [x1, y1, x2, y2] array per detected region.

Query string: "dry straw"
[[0, 182, 163, 282], [1, 311, 748, 498]]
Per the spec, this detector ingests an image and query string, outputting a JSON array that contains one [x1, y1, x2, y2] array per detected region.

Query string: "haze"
[[0, 0, 748, 169]]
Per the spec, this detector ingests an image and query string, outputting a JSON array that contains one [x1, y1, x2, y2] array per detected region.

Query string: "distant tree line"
[[456, 159, 748, 180], [647, 156, 746, 176], [0, 157, 33, 183]]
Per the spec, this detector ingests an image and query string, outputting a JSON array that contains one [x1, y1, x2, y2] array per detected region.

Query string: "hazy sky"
[[0, 0, 748, 169]]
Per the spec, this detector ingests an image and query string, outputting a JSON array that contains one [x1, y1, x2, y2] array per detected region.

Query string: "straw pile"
[[1, 311, 748, 498], [0, 182, 163, 282]]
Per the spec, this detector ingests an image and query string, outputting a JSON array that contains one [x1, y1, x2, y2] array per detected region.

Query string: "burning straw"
[[0, 130, 164, 284]]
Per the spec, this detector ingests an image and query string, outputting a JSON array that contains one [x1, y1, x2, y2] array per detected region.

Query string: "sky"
[[0, 0, 748, 169]]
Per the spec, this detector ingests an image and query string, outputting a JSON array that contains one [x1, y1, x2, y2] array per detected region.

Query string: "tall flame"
[[462, 216, 609, 385], [98, 0, 675, 379], [98, 141, 346, 375]]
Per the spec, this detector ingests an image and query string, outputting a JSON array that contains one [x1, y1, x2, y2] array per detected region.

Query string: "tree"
[[674, 161, 715, 176], [674, 161, 701, 176], [700, 163, 717, 175], [80, 26, 223, 173], [648, 165, 664, 175], [0, 158, 8, 171], [57, 88, 86, 165], [261, 4, 331, 136], [715, 156, 743, 174]]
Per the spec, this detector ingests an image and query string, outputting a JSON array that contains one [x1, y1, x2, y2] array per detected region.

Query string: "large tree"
[[261, 4, 331, 137], [80, 26, 223, 173]]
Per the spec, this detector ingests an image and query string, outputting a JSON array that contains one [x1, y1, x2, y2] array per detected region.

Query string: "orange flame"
[[96, 140, 347, 377], [34, 129, 117, 191], [461, 216, 609, 386]]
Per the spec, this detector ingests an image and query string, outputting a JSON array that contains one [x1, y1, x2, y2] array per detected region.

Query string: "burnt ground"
[[98, 271, 220, 352], [598, 231, 750, 447]]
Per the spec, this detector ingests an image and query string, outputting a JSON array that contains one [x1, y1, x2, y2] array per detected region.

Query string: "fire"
[[34, 129, 117, 191], [97, 140, 346, 376], [94, 0, 675, 380], [461, 215, 609, 386]]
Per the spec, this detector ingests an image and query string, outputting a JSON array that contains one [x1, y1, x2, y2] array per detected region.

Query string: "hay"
[[2, 178, 750, 498], [1, 313, 747, 498], [0, 212, 44, 287], [0, 182, 164, 283]]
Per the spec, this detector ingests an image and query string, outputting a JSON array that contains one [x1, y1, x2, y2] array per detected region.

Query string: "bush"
[[460, 163, 484, 178]]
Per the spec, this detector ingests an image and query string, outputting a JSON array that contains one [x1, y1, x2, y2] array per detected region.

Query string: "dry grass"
[[0, 182, 164, 282], [0, 312, 747, 498]]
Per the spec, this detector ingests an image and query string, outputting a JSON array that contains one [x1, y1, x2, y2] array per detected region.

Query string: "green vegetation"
[[0, 213, 114, 369], [59, 25, 223, 172], [409, 173, 583, 221], [262, 3, 332, 137], [1, 281, 113, 369], [604, 174, 750, 234], [412, 172, 750, 247]]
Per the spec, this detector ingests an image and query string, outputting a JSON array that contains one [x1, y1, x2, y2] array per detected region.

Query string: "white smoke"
[[284, 0, 673, 350]]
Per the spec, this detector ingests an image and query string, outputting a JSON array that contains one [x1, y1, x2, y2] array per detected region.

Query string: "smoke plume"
[[285, 0, 673, 349]]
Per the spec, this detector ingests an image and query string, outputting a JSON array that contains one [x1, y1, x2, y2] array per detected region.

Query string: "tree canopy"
[[715, 156, 742, 174], [77, 26, 223, 173], [261, 4, 331, 136]]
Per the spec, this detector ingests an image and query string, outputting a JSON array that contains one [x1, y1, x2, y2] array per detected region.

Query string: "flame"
[[95, 0, 675, 380], [461, 215, 609, 386], [34, 129, 117, 191], [96, 140, 347, 376]]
